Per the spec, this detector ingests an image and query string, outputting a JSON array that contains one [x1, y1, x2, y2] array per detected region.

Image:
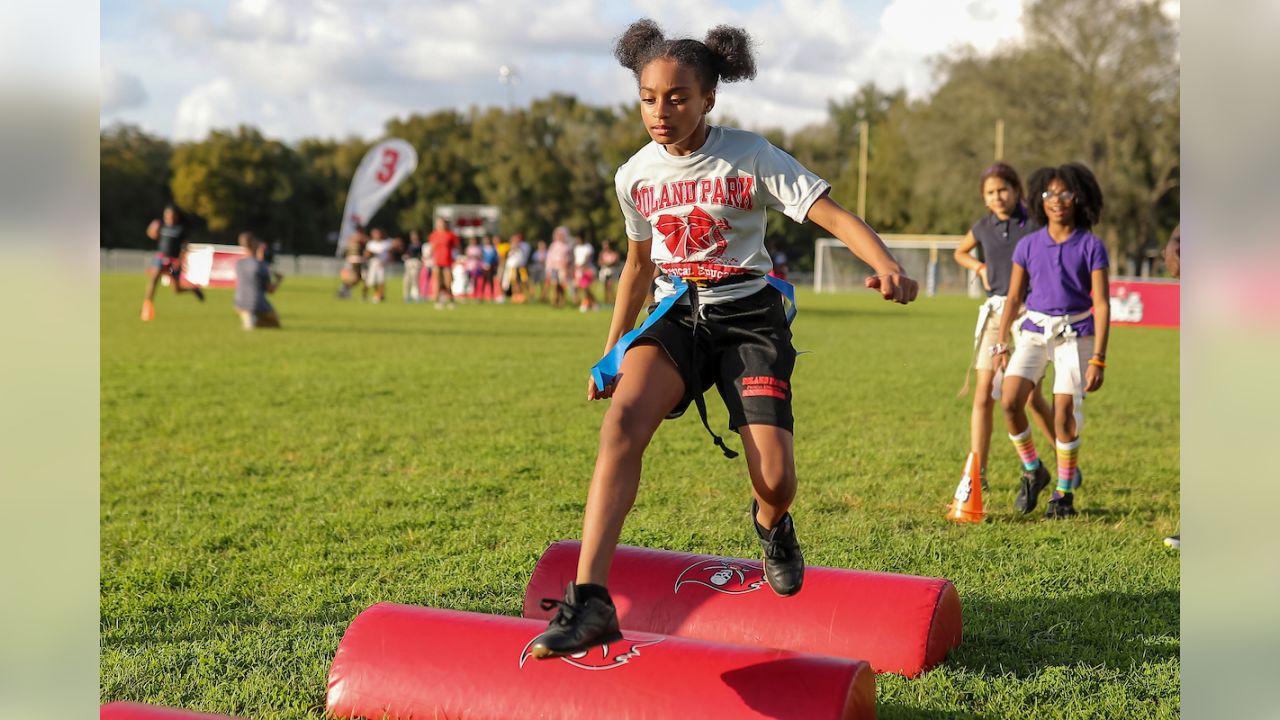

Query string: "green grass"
[[101, 273, 1179, 719]]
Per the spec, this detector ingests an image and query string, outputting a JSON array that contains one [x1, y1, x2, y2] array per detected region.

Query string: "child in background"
[[598, 240, 622, 305], [529, 240, 548, 303], [993, 163, 1110, 518], [573, 235, 598, 312], [951, 163, 1057, 497], [428, 217, 460, 309], [234, 232, 282, 330], [403, 229, 424, 303], [363, 227, 393, 303], [546, 227, 573, 309], [481, 235, 500, 301]]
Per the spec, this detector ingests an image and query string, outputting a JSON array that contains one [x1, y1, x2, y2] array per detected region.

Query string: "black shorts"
[[633, 285, 796, 433]]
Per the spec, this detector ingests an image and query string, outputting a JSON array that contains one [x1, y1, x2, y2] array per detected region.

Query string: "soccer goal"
[[813, 235, 980, 297]]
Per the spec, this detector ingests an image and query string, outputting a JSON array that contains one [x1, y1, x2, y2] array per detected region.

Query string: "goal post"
[[813, 234, 981, 297]]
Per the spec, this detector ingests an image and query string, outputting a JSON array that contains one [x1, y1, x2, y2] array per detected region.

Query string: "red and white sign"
[[338, 138, 419, 250], [434, 204, 500, 238], [176, 243, 245, 288], [1109, 278, 1180, 328]]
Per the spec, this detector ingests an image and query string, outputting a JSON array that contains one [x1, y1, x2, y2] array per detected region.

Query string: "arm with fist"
[[806, 196, 918, 304]]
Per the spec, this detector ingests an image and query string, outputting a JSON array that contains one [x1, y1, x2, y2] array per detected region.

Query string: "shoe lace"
[[540, 598, 577, 626]]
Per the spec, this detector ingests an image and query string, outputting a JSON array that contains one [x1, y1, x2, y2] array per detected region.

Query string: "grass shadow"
[[949, 590, 1179, 678]]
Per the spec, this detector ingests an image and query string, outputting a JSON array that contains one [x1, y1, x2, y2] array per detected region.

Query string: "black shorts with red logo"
[[635, 284, 795, 433]]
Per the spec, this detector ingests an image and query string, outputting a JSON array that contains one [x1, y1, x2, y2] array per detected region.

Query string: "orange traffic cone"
[[946, 452, 986, 523]]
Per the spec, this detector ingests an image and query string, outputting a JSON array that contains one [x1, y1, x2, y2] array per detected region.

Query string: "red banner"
[[1109, 278, 1179, 328]]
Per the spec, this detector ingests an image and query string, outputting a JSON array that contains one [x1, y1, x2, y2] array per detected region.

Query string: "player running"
[[141, 205, 204, 320]]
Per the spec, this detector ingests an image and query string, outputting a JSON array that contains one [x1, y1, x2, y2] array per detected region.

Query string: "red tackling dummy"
[[523, 542, 962, 677], [326, 603, 876, 720]]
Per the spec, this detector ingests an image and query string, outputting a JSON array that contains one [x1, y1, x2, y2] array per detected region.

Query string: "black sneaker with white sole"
[[527, 582, 622, 659], [752, 500, 804, 597], [1044, 492, 1078, 519], [1013, 461, 1052, 514]]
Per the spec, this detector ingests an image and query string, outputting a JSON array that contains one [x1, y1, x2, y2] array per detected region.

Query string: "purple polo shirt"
[[1013, 227, 1109, 336]]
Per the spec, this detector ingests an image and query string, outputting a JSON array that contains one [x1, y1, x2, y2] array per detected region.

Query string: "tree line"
[[101, 0, 1178, 272]]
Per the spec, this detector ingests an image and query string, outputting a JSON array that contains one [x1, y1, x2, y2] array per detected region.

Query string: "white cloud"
[[867, 0, 1024, 97], [106, 0, 1031, 140], [100, 67, 148, 115], [173, 78, 240, 140]]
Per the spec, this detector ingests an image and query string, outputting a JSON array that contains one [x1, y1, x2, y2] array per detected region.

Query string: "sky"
[[98, 0, 1172, 143]]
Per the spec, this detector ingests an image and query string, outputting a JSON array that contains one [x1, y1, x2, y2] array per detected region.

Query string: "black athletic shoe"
[[193, 286, 205, 302], [753, 500, 804, 597], [1013, 461, 1052, 514], [527, 583, 622, 659], [1044, 492, 1078, 519]]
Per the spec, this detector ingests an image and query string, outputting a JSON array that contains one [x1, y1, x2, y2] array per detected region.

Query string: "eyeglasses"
[[1041, 190, 1075, 203]]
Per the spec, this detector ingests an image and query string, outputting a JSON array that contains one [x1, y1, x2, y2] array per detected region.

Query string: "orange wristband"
[[1088, 357, 1106, 368]]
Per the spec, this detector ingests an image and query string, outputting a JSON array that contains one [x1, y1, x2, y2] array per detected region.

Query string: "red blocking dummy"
[[326, 603, 876, 720], [523, 542, 961, 677], [100, 703, 245, 719]]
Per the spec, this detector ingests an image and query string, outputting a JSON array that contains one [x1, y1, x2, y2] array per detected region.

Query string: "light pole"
[[498, 64, 519, 111]]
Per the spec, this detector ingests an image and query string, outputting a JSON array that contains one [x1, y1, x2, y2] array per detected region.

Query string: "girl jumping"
[[530, 19, 918, 659]]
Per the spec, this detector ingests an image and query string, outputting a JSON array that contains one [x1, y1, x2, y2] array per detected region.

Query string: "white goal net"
[[814, 235, 980, 297]]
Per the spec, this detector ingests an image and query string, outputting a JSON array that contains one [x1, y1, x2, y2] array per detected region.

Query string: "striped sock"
[[1009, 427, 1039, 471], [1055, 438, 1081, 498]]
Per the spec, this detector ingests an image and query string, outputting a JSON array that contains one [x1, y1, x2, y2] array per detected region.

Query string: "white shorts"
[[365, 260, 386, 286], [1006, 331, 1094, 396]]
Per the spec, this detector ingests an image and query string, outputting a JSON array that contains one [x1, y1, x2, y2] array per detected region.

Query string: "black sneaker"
[[1044, 492, 1078, 519], [527, 583, 622, 659], [1013, 461, 1052, 514], [193, 286, 205, 302], [752, 500, 804, 597]]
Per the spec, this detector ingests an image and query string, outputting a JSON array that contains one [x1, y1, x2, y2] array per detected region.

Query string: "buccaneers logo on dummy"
[[517, 636, 664, 671], [656, 206, 730, 262], [674, 558, 767, 595]]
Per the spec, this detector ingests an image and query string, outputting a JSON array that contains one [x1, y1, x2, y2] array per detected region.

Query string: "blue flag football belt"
[[590, 274, 797, 458]]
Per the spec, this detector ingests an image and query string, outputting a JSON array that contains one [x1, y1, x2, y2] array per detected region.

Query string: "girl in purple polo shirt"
[[993, 163, 1110, 518]]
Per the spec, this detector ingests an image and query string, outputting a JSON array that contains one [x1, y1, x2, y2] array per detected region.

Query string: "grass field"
[[100, 272, 1179, 719]]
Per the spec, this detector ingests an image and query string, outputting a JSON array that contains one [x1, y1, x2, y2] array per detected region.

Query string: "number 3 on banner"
[[375, 148, 400, 183]]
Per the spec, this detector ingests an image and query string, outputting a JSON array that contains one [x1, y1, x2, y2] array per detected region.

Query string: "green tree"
[[295, 136, 372, 251], [100, 124, 172, 248], [907, 0, 1180, 266], [382, 110, 482, 233], [169, 126, 304, 246]]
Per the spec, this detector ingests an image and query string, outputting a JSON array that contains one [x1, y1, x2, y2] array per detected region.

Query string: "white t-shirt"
[[614, 125, 829, 303], [573, 242, 595, 269], [506, 243, 527, 268], [365, 238, 393, 263]]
